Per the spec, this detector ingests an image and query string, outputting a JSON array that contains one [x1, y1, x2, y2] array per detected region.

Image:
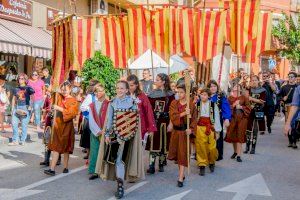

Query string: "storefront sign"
[[46, 7, 59, 31], [0, 0, 32, 25]]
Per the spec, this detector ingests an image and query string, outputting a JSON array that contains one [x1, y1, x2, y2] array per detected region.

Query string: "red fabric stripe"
[[234, 0, 238, 52], [60, 24, 66, 84], [151, 11, 156, 53], [111, 17, 119, 68], [247, 0, 256, 41], [159, 10, 165, 58], [226, 11, 231, 42], [51, 26, 57, 78], [172, 9, 177, 54], [132, 8, 139, 56], [141, 8, 147, 53], [239, 0, 247, 55], [202, 12, 212, 62], [78, 19, 83, 66], [212, 12, 221, 58], [187, 9, 195, 56], [117, 111, 131, 120], [86, 19, 91, 58], [260, 13, 268, 53], [119, 17, 126, 69], [251, 39, 257, 63], [103, 18, 110, 57], [179, 9, 184, 53]]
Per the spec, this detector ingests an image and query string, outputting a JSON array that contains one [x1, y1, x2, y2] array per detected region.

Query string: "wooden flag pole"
[[184, 70, 191, 175]]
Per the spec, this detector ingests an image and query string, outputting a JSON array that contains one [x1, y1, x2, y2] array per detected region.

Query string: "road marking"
[[162, 190, 192, 200], [218, 173, 272, 200], [107, 181, 148, 200], [0, 166, 86, 200]]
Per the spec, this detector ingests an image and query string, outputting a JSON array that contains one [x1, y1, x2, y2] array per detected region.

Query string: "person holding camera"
[[8, 73, 35, 146]]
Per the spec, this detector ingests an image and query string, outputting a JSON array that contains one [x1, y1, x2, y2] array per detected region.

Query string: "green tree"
[[272, 14, 300, 68], [81, 51, 120, 98]]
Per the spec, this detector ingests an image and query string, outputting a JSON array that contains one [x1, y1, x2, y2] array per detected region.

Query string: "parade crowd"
[[3, 67, 300, 199]]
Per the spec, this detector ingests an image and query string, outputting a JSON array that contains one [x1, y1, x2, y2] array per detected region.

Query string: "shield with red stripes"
[[113, 109, 139, 141]]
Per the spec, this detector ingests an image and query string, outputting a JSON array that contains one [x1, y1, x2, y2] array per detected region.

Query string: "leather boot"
[[40, 150, 51, 166], [115, 178, 124, 199], [250, 136, 257, 154], [158, 155, 165, 172], [147, 154, 155, 174], [244, 132, 251, 154]]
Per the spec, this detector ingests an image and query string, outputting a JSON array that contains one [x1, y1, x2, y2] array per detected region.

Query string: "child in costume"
[[195, 88, 222, 176], [168, 84, 197, 187]]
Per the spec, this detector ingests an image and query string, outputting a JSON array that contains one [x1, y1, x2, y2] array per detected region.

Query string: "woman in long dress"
[[44, 81, 79, 176], [225, 84, 251, 162]]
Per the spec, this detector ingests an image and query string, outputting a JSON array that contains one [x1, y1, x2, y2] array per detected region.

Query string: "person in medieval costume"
[[39, 85, 61, 167], [95, 81, 144, 199], [44, 81, 79, 176], [127, 75, 157, 142], [195, 88, 222, 176], [146, 73, 175, 174], [225, 84, 251, 162], [168, 84, 197, 187], [244, 75, 266, 154], [79, 80, 100, 160], [207, 80, 231, 161], [87, 84, 109, 180]]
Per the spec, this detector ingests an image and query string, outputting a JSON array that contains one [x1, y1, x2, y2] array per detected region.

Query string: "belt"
[[173, 125, 187, 131]]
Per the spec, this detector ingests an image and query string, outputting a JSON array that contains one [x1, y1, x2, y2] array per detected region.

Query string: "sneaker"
[[19, 142, 25, 146], [288, 143, 293, 148], [8, 142, 18, 146], [63, 168, 69, 173], [177, 180, 183, 188], [236, 156, 242, 162], [268, 127, 272, 134], [292, 144, 298, 149], [44, 169, 55, 176], [230, 153, 237, 159]]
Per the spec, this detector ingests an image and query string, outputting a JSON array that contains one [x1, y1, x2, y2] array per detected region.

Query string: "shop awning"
[[0, 19, 52, 59], [0, 24, 32, 55]]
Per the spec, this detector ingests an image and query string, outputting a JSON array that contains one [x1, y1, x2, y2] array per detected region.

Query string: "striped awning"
[[0, 19, 52, 59]]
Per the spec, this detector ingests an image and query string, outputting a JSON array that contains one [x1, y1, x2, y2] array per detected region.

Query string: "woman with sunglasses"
[[28, 71, 45, 132], [8, 74, 35, 146]]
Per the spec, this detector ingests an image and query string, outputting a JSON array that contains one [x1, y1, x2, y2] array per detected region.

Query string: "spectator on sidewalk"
[[140, 69, 154, 95], [8, 73, 35, 146], [41, 67, 51, 86], [28, 71, 45, 132]]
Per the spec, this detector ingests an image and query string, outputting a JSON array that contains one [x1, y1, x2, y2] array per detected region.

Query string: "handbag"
[[15, 106, 28, 119], [254, 110, 264, 120]]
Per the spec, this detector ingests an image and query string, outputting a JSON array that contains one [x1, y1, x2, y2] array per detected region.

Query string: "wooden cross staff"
[[184, 70, 191, 175]]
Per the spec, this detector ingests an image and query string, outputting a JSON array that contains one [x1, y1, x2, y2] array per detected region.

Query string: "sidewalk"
[[0, 124, 41, 145]]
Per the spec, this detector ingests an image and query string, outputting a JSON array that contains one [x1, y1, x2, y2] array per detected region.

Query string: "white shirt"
[[199, 101, 222, 132], [88, 100, 104, 136], [80, 94, 93, 112]]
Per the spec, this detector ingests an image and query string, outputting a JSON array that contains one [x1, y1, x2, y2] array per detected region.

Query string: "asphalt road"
[[0, 116, 299, 200]]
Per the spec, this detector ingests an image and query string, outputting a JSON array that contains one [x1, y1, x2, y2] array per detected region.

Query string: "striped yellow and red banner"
[[52, 18, 73, 89], [220, 0, 261, 55], [98, 16, 129, 69], [127, 7, 169, 61], [196, 10, 226, 63], [169, 7, 197, 57], [72, 18, 96, 71], [244, 12, 272, 63]]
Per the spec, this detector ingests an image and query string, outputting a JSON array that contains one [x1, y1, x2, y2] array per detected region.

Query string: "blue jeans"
[[33, 100, 44, 127], [12, 106, 30, 142]]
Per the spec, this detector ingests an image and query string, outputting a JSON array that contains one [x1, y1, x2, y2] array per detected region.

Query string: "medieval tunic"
[[134, 92, 157, 139], [95, 96, 144, 182], [195, 101, 222, 167], [210, 93, 232, 160], [225, 95, 251, 144], [167, 100, 197, 167], [48, 94, 79, 154], [247, 87, 267, 133], [145, 89, 175, 165], [88, 99, 109, 174]]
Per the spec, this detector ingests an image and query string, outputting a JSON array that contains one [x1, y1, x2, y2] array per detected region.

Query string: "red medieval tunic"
[[136, 93, 157, 139], [145, 90, 175, 153], [225, 95, 251, 143], [48, 94, 79, 154], [168, 100, 197, 167], [247, 88, 267, 133]]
